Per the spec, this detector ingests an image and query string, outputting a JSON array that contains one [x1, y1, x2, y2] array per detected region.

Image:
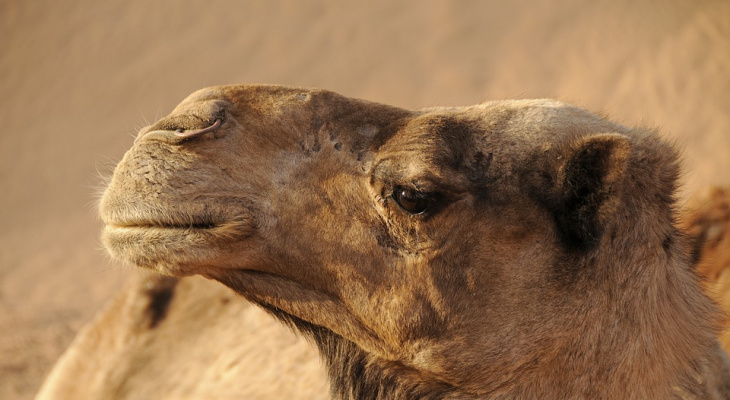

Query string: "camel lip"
[[101, 211, 229, 231], [101, 217, 257, 271], [106, 221, 218, 230], [103, 214, 256, 238]]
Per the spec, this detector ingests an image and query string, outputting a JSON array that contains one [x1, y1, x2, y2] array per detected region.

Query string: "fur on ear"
[[528, 133, 631, 249]]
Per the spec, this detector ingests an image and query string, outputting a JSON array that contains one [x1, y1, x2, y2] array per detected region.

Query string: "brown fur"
[[94, 85, 728, 399]]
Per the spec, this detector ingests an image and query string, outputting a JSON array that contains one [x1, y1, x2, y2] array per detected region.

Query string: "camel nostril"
[[174, 119, 223, 139], [134, 118, 224, 145]]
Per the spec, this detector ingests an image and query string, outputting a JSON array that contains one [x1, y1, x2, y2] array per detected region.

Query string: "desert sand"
[[1, 1, 729, 398]]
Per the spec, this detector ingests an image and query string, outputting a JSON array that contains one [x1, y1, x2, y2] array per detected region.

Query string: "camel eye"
[[393, 187, 431, 214]]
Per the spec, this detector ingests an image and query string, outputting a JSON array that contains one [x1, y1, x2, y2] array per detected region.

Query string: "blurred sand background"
[[1, 1, 729, 398]]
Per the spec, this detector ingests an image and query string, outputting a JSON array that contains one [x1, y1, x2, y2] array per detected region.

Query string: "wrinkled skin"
[[100, 85, 729, 399]]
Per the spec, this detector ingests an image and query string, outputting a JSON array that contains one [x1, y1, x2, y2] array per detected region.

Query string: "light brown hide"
[[35, 273, 327, 400]]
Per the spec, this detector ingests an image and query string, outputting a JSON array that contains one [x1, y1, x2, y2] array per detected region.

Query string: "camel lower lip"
[[102, 217, 255, 250], [102, 224, 228, 244], [101, 219, 255, 273]]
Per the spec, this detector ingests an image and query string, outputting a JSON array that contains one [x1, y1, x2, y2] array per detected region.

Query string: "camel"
[[36, 190, 730, 400], [42, 85, 730, 399]]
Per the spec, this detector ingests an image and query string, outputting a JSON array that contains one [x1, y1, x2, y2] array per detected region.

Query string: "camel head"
[[100, 85, 719, 398]]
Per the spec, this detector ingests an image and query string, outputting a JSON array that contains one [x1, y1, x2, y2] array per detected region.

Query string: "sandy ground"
[[1, 0, 729, 398]]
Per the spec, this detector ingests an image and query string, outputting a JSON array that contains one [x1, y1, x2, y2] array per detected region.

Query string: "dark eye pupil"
[[394, 187, 430, 214]]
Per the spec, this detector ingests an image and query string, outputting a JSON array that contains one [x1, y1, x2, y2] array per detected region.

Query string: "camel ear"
[[529, 134, 631, 249]]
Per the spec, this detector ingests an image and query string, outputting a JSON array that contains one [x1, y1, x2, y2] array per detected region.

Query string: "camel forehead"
[[377, 99, 627, 178]]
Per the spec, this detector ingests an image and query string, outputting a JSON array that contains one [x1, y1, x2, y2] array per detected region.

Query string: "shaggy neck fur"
[[527, 241, 719, 399], [489, 136, 720, 398], [255, 234, 719, 399], [258, 256, 719, 400], [261, 305, 462, 400]]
